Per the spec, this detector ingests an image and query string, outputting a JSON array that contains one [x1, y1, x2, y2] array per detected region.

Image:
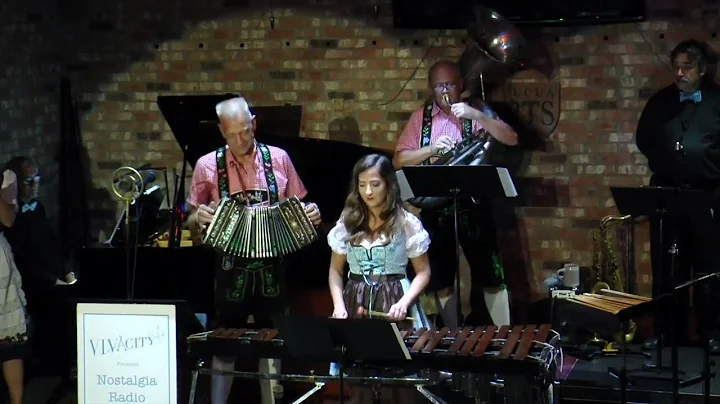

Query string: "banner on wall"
[[76, 303, 178, 404]]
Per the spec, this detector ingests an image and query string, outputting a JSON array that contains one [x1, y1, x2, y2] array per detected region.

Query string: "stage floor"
[[14, 345, 720, 404], [559, 345, 718, 404]]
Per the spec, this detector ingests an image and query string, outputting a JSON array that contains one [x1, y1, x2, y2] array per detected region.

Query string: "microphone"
[[113, 170, 156, 194]]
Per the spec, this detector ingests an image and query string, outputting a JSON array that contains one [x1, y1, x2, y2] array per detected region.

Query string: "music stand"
[[675, 271, 720, 404], [559, 293, 678, 404], [610, 186, 706, 379], [401, 165, 517, 327], [273, 315, 410, 404]]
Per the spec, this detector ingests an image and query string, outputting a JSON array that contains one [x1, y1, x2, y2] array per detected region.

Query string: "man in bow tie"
[[2, 156, 77, 375], [635, 39, 720, 353]]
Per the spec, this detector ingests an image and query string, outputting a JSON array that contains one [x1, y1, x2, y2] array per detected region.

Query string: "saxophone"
[[591, 214, 637, 345]]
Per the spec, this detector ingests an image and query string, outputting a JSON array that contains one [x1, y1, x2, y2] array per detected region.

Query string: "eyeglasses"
[[433, 83, 457, 93], [22, 175, 40, 185]]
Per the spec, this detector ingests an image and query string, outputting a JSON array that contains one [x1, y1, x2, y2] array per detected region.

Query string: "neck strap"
[[419, 101, 472, 165], [216, 144, 279, 204]]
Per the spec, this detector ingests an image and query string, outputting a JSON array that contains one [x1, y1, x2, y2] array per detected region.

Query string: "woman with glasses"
[[327, 153, 431, 403], [0, 167, 28, 404]]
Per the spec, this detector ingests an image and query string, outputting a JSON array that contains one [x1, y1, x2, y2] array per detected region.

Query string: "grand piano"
[[74, 93, 391, 319]]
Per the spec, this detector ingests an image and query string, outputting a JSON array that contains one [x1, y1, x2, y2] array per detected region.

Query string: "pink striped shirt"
[[187, 144, 307, 208], [396, 102, 484, 152]]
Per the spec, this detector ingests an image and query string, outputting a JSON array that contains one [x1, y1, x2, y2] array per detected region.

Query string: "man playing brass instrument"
[[393, 60, 519, 328], [635, 39, 720, 353], [186, 97, 322, 404]]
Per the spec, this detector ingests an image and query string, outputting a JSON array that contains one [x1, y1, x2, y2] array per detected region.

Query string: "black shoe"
[[643, 337, 658, 351]]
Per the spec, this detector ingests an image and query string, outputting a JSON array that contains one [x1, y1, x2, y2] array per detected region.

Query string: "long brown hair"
[[342, 154, 403, 244]]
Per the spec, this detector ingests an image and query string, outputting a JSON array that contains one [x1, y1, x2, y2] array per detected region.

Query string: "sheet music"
[[396, 170, 415, 201], [496, 167, 518, 198]]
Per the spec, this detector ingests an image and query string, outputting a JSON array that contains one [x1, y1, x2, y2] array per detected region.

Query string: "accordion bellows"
[[202, 196, 318, 258]]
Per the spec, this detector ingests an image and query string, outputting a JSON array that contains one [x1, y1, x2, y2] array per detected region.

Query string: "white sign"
[[77, 303, 178, 404]]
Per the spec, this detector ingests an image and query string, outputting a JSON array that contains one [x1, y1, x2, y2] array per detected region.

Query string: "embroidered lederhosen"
[[419, 101, 506, 289], [215, 144, 284, 307]]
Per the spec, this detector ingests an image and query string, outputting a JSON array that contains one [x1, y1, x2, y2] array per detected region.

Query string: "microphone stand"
[[123, 198, 135, 300], [111, 167, 144, 301], [169, 143, 188, 249], [647, 141, 685, 374], [451, 188, 463, 326], [675, 271, 719, 404]]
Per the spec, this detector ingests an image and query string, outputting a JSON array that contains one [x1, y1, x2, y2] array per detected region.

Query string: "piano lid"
[[157, 94, 304, 168]]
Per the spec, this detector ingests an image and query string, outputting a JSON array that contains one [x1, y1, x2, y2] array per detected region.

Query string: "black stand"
[[676, 272, 720, 404], [120, 200, 141, 300], [402, 165, 516, 327], [562, 293, 678, 404], [169, 143, 189, 249], [603, 293, 682, 404], [610, 186, 706, 382], [273, 315, 410, 404], [125, 208, 132, 300]]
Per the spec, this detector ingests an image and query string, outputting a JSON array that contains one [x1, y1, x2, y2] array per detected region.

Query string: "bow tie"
[[680, 90, 702, 103], [21, 201, 37, 213]]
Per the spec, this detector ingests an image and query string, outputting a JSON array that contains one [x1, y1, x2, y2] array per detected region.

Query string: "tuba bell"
[[406, 6, 528, 211]]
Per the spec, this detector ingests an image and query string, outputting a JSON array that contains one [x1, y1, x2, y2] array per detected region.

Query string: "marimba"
[[400, 324, 560, 402], [400, 324, 557, 373], [189, 328, 286, 359], [188, 325, 559, 371], [186, 323, 561, 403]]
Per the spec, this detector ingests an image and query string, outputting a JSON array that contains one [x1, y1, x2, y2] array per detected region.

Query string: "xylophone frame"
[[187, 359, 452, 404], [186, 324, 561, 404], [186, 328, 452, 404]]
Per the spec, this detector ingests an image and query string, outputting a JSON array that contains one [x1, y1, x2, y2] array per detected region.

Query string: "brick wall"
[[0, 0, 716, 302]]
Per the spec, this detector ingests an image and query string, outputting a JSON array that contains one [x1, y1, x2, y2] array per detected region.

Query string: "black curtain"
[[58, 77, 90, 260]]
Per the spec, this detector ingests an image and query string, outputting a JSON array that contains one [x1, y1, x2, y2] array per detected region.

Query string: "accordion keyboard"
[[202, 196, 318, 259]]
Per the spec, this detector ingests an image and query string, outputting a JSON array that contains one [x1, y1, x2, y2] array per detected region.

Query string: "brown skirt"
[[343, 274, 411, 323], [341, 274, 420, 403], [343, 274, 413, 377]]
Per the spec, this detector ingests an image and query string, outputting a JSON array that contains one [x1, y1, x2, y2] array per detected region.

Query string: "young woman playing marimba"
[[327, 153, 432, 403]]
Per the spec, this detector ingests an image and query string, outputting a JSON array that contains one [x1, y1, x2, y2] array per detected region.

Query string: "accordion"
[[202, 196, 318, 259]]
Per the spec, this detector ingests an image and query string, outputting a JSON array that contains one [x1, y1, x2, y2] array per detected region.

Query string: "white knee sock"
[[437, 293, 459, 328], [211, 356, 236, 404], [484, 289, 511, 326], [258, 358, 281, 404]]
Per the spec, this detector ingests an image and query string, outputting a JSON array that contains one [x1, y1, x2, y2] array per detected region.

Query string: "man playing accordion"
[[393, 60, 519, 329], [186, 97, 322, 404]]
